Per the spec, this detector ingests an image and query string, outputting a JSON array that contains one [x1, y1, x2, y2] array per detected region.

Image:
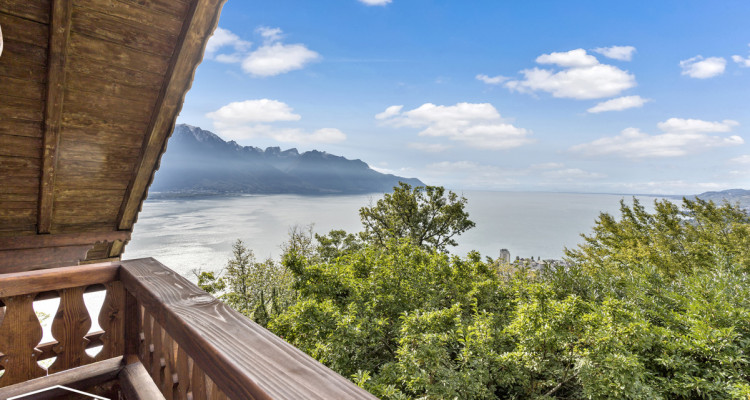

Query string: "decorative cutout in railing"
[[0, 279, 124, 388]]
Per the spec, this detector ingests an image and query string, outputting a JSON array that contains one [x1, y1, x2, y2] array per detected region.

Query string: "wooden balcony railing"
[[0, 258, 376, 399]]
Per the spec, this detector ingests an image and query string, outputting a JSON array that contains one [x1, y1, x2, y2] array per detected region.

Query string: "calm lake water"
[[123, 191, 664, 277]]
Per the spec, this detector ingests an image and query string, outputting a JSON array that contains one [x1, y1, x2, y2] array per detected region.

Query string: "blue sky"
[[177, 0, 750, 195]]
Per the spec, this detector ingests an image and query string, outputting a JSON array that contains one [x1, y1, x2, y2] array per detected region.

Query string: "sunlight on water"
[[124, 192, 664, 278]]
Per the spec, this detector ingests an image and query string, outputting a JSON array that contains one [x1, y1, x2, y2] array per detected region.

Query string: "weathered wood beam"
[[120, 258, 377, 400], [0, 230, 130, 251], [116, 0, 226, 233], [0, 261, 118, 297], [0, 356, 123, 399], [118, 361, 167, 400], [38, 0, 73, 234]]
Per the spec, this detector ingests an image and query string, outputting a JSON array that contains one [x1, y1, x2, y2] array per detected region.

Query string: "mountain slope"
[[693, 189, 750, 209], [151, 124, 424, 194]]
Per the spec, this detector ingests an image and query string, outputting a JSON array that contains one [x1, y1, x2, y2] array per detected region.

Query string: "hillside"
[[150, 124, 423, 195], [693, 188, 750, 209]]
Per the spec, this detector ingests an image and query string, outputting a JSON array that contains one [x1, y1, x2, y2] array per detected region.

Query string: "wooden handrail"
[[0, 261, 119, 298], [120, 258, 377, 400]]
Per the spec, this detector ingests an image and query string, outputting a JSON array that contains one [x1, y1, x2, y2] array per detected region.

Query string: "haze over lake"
[[124, 191, 664, 277]]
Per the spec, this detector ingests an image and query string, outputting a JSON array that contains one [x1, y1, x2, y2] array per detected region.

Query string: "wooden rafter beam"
[[38, 0, 73, 234], [116, 0, 226, 234]]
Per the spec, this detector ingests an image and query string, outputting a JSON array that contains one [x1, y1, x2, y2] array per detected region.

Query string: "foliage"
[[204, 187, 750, 399], [270, 198, 750, 399], [359, 182, 475, 251], [197, 239, 295, 326]]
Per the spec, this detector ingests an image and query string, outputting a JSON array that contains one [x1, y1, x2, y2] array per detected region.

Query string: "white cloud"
[[731, 44, 750, 67], [375, 105, 403, 120], [407, 142, 451, 153], [656, 118, 738, 133], [679, 56, 726, 79], [207, 99, 345, 144], [536, 49, 599, 68], [257, 26, 283, 42], [732, 55, 750, 67], [587, 95, 651, 113], [592, 46, 636, 61], [505, 49, 636, 99], [730, 155, 750, 164], [242, 42, 320, 77], [571, 118, 743, 158], [359, 0, 392, 5], [206, 99, 301, 123], [205, 27, 251, 60], [206, 27, 319, 77], [377, 102, 533, 149], [476, 74, 509, 85]]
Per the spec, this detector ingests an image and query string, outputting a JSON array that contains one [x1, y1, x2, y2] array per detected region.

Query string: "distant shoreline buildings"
[[497, 248, 569, 270]]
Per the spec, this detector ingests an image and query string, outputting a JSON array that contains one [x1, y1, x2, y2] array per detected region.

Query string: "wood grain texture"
[[121, 258, 378, 400], [0, 119, 44, 139], [0, 246, 93, 272], [38, 0, 73, 234], [77, 0, 184, 36], [71, 6, 178, 56], [0, 13, 48, 48], [0, 356, 123, 400], [69, 31, 169, 76], [0, 0, 51, 24], [0, 294, 45, 387], [0, 134, 42, 158], [97, 281, 126, 361], [37, 330, 104, 362], [0, 262, 118, 297], [119, 360, 167, 400], [0, 230, 129, 251], [49, 286, 95, 373], [117, 0, 226, 232]]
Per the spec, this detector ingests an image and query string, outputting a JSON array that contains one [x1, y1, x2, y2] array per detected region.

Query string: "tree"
[[359, 182, 475, 251]]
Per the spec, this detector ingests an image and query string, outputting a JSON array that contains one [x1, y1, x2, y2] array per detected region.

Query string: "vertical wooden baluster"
[[176, 346, 191, 399], [190, 362, 208, 400], [49, 287, 94, 373], [161, 333, 176, 400], [151, 319, 165, 387], [0, 295, 45, 387], [141, 311, 153, 367], [123, 292, 140, 362], [97, 281, 125, 361], [207, 378, 228, 400]]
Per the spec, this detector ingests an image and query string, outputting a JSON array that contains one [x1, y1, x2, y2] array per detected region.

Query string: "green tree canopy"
[[359, 182, 475, 251]]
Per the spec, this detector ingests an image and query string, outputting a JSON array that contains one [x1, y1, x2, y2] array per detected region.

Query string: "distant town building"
[[499, 248, 511, 263]]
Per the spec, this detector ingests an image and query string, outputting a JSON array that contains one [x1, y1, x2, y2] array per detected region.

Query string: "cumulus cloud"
[[732, 45, 750, 67], [587, 95, 651, 113], [205, 27, 252, 61], [679, 56, 726, 79], [375, 105, 403, 120], [359, 0, 392, 5], [376, 102, 533, 149], [206, 99, 301, 123], [407, 142, 451, 153], [505, 49, 636, 99], [242, 43, 320, 77], [476, 74, 509, 85], [206, 99, 345, 144], [205, 27, 319, 77], [592, 46, 636, 61], [571, 118, 743, 158]]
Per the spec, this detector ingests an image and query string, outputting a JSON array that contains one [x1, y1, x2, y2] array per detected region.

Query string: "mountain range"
[[150, 124, 423, 195], [692, 189, 750, 209]]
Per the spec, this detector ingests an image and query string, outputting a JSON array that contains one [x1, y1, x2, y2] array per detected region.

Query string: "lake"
[[123, 191, 665, 277]]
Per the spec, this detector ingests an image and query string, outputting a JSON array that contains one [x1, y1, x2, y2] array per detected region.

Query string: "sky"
[[177, 0, 750, 195]]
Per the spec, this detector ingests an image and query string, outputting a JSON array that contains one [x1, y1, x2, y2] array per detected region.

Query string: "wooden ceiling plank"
[[38, 0, 73, 234], [0, 0, 52, 24], [0, 135, 42, 158], [77, 0, 184, 35], [0, 13, 49, 48], [69, 31, 169, 76], [117, 0, 226, 233], [71, 6, 177, 57], [0, 39, 48, 66]]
